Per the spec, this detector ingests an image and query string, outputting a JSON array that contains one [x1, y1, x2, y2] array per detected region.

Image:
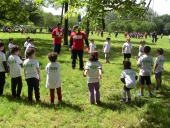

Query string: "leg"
[[72, 50, 77, 69], [11, 78, 17, 97], [53, 44, 57, 53], [26, 79, 33, 101], [94, 82, 100, 103], [50, 89, 55, 103], [56, 87, 62, 101], [16, 76, 22, 98], [105, 53, 107, 63], [137, 76, 144, 96], [88, 83, 95, 104], [33, 78, 40, 101], [0, 72, 5, 95], [78, 50, 84, 69], [56, 44, 61, 54]]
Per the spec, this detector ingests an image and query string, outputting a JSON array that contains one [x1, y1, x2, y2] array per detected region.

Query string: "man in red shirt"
[[69, 25, 89, 70], [52, 23, 63, 54]]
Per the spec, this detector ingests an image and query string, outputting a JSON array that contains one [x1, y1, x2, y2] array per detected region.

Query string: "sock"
[[127, 91, 131, 99], [122, 90, 126, 99]]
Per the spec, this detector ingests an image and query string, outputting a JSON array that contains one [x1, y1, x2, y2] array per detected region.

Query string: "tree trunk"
[[60, 3, 64, 24], [85, 20, 90, 38], [63, 2, 68, 45]]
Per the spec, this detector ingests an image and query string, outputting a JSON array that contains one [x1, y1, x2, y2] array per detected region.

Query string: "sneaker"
[[155, 86, 159, 90], [148, 92, 154, 97], [96, 101, 101, 105], [128, 98, 131, 102], [90, 102, 95, 105], [137, 93, 144, 97], [120, 98, 126, 102]]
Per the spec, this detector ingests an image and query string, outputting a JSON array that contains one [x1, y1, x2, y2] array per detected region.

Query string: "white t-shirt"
[[25, 43, 35, 57], [85, 61, 102, 83], [120, 69, 137, 88], [8, 43, 14, 50], [137, 54, 154, 76], [138, 45, 144, 57], [45, 62, 61, 89], [8, 55, 22, 78], [0, 51, 6, 72], [24, 41, 29, 47], [89, 43, 96, 53], [23, 58, 39, 79], [103, 41, 112, 53], [155, 55, 165, 73], [122, 42, 132, 53]]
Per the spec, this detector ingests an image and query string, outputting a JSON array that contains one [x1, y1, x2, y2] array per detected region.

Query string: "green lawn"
[[0, 32, 170, 128]]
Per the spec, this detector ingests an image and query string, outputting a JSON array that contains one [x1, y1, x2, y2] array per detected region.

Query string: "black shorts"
[[139, 76, 151, 85], [124, 53, 131, 59], [155, 72, 162, 79], [124, 86, 132, 91]]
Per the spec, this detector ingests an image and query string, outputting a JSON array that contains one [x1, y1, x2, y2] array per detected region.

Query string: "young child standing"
[[103, 37, 112, 63], [24, 37, 30, 51], [135, 46, 154, 96], [89, 39, 96, 53], [120, 61, 138, 102], [153, 48, 165, 90], [83, 51, 102, 104], [7, 45, 23, 98], [138, 40, 145, 57], [122, 38, 132, 62], [25, 39, 36, 58], [23, 48, 41, 102], [45, 52, 62, 104], [8, 38, 14, 57], [0, 42, 9, 95]]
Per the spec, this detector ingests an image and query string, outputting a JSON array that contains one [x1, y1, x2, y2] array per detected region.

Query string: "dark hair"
[[123, 61, 131, 69], [48, 52, 58, 62], [157, 48, 163, 55], [26, 37, 30, 39], [10, 45, 20, 54], [89, 51, 99, 61], [139, 40, 146, 44], [26, 48, 35, 57], [106, 37, 110, 41], [29, 39, 34, 42], [144, 46, 151, 54], [9, 38, 13, 42], [57, 23, 61, 26], [0, 41, 4, 47]]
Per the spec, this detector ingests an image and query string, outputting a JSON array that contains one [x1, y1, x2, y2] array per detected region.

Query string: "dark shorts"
[[124, 53, 131, 59], [139, 76, 151, 85], [155, 72, 162, 79], [124, 86, 132, 91]]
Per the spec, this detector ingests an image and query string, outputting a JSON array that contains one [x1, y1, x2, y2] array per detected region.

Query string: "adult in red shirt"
[[52, 23, 63, 54], [69, 25, 89, 70]]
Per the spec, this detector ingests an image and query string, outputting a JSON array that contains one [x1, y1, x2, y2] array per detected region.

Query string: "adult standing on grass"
[[52, 23, 63, 54], [69, 25, 89, 70]]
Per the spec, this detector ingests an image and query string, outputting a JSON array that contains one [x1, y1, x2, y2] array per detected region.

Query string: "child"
[[138, 40, 145, 57], [25, 39, 36, 58], [7, 45, 23, 98], [45, 52, 62, 104], [83, 51, 102, 104], [0, 42, 9, 95], [8, 38, 14, 57], [135, 46, 154, 96], [122, 38, 132, 62], [0, 39, 6, 54], [89, 39, 96, 53], [153, 48, 165, 90], [103, 37, 112, 63], [120, 61, 138, 102], [23, 48, 41, 102], [24, 37, 30, 51]]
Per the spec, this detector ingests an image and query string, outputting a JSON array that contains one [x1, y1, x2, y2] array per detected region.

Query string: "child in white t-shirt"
[[138, 40, 145, 57], [135, 46, 154, 97], [0, 42, 9, 95], [8, 38, 14, 57], [8, 45, 23, 98], [24, 37, 30, 51], [103, 37, 112, 63], [23, 48, 41, 102], [45, 52, 62, 104], [89, 39, 96, 53], [122, 38, 132, 62], [153, 48, 165, 90], [120, 61, 138, 102], [83, 51, 102, 104], [25, 39, 36, 58]]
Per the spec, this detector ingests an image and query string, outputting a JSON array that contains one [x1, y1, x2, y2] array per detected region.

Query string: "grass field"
[[0, 32, 170, 128]]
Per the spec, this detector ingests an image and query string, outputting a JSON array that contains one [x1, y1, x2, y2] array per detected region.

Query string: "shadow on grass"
[[3, 94, 83, 112]]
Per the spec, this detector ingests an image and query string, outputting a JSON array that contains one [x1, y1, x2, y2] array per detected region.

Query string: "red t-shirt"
[[70, 31, 87, 50], [52, 28, 63, 44]]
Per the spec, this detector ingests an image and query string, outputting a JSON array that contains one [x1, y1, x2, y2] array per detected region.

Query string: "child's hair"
[[126, 38, 130, 41], [9, 38, 13, 42], [144, 46, 151, 54], [90, 39, 94, 42], [89, 51, 99, 61], [139, 40, 146, 44], [0, 42, 4, 47], [26, 37, 30, 40], [106, 37, 110, 41], [29, 39, 34, 42], [57, 23, 61, 27], [10, 45, 20, 54], [157, 48, 163, 55], [48, 52, 58, 62], [26, 48, 35, 57], [124, 61, 131, 69]]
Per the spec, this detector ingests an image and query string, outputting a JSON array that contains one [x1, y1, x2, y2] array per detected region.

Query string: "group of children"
[[0, 36, 165, 105]]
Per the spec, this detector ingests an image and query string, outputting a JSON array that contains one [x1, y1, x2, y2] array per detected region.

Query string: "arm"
[[122, 48, 124, 54], [153, 63, 158, 74], [85, 39, 89, 47], [2, 61, 9, 74], [37, 68, 41, 82], [98, 68, 102, 79], [83, 69, 88, 77], [135, 57, 141, 67], [24, 69, 26, 81]]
